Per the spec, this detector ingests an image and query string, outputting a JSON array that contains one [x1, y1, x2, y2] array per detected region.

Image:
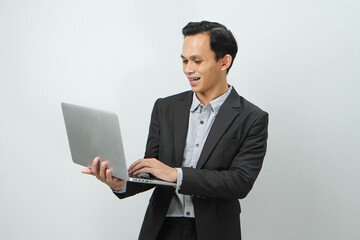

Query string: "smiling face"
[[181, 33, 230, 103]]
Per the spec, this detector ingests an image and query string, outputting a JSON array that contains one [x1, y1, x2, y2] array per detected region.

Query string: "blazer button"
[[195, 143, 199, 147], [186, 211, 191, 216], [200, 120, 204, 124]]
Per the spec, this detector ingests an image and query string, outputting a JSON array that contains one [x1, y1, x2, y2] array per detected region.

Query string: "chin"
[[190, 83, 202, 92], [190, 87, 202, 93]]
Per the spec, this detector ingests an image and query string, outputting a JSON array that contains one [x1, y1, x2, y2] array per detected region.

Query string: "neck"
[[196, 82, 229, 106]]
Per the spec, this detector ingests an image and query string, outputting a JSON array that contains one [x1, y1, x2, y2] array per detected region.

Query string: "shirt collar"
[[190, 85, 233, 113], [190, 94, 202, 112]]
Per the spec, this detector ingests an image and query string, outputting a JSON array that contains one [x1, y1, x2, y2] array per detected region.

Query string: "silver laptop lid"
[[61, 102, 129, 180]]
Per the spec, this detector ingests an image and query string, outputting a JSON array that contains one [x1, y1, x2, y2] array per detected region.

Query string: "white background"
[[1, 0, 359, 239]]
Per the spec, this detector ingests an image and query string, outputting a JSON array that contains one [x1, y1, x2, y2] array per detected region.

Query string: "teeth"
[[191, 77, 200, 81]]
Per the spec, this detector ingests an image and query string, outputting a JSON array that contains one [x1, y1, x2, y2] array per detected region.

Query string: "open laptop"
[[61, 102, 176, 187]]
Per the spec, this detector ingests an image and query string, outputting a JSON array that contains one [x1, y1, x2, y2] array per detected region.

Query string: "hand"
[[81, 157, 126, 191], [128, 158, 177, 183]]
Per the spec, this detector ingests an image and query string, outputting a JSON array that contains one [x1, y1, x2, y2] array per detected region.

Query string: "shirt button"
[[200, 120, 204, 124], [195, 143, 199, 147], [186, 211, 191, 216]]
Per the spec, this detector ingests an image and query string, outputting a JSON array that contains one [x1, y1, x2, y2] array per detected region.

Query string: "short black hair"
[[182, 21, 238, 73]]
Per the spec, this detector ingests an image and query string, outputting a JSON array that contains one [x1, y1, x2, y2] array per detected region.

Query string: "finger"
[[99, 161, 107, 180], [128, 159, 144, 172], [91, 157, 100, 176], [81, 168, 93, 175], [128, 161, 150, 174], [132, 167, 152, 176], [105, 169, 113, 183]]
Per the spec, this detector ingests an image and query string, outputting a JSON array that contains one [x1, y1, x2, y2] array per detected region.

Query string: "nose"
[[184, 62, 195, 75]]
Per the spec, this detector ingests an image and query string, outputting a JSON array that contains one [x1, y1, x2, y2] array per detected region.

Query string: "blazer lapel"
[[196, 89, 241, 169], [173, 92, 193, 167]]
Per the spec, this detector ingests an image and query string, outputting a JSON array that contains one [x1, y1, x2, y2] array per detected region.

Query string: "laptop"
[[61, 102, 176, 187]]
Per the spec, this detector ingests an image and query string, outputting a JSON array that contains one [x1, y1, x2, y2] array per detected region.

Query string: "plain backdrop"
[[1, 0, 359, 239]]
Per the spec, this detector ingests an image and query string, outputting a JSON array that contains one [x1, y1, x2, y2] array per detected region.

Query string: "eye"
[[195, 60, 202, 64], [182, 59, 188, 64]]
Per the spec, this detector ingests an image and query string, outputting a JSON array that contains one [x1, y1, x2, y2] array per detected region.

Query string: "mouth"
[[188, 77, 201, 86]]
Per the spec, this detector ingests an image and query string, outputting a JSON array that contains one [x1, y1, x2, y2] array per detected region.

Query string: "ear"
[[220, 54, 232, 72]]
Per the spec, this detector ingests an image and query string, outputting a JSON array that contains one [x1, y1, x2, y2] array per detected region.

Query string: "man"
[[82, 21, 268, 240]]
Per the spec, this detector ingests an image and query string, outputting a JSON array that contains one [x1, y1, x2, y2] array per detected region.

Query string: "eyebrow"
[[180, 54, 203, 59]]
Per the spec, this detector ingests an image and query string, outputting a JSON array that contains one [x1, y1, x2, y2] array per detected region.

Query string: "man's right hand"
[[81, 157, 126, 191]]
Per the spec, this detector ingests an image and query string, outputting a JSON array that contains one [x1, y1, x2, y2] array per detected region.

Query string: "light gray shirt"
[[166, 86, 233, 218]]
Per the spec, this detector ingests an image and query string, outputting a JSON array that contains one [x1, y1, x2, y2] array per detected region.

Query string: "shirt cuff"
[[112, 182, 127, 194], [176, 168, 183, 192]]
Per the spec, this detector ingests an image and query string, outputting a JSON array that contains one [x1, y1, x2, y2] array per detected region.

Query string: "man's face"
[[181, 33, 224, 95]]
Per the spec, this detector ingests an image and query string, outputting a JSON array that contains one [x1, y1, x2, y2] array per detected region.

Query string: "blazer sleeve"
[[114, 98, 162, 199], [179, 111, 269, 199]]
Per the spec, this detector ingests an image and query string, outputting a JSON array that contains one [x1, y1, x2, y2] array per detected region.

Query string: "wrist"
[[172, 168, 178, 182], [111, 182, 125, 192]]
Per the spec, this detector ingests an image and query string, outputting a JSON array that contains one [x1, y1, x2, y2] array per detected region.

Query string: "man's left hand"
[[128, 158, 178, 183]]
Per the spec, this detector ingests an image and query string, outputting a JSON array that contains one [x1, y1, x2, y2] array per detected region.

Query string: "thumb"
[[81, 168, 93, 175]]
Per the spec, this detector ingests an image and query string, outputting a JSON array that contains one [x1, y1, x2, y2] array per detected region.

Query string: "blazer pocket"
[[217, 199, 241, 219]]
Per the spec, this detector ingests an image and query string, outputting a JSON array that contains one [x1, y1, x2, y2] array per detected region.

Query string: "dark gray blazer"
[[115, 87, 269, 240]]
